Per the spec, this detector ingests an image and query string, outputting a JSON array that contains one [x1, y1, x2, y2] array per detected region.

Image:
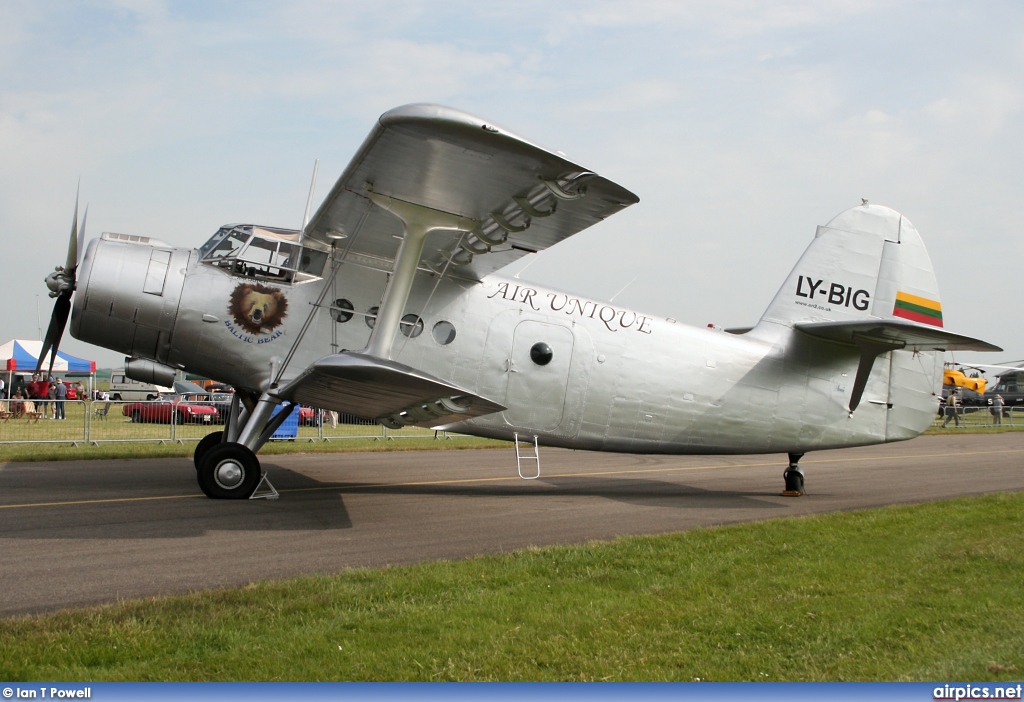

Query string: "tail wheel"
[[783, 467, 805, 495], [197, 442, 261, 499], [194, 431, 225, 469], [131, 409, 142, 423]]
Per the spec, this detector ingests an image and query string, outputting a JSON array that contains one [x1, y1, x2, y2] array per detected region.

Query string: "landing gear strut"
[[194, 391, 291, 499], [782, 452, 805, 496]]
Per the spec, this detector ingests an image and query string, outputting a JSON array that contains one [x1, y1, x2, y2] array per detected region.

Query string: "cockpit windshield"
[[200, 227, 250, 261], [198, 225, 329, 284]]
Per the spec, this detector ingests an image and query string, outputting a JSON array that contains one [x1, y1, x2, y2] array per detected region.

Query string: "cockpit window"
[[203, 229, 250, 261], [198, 225, 328, 284]]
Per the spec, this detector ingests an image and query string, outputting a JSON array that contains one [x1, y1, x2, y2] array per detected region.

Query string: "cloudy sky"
[[2, 1, 1022, 369]]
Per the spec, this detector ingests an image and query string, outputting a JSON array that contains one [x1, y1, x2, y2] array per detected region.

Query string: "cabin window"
[[199, 225, 328, 284], [400, 314, 424, 338], [530, 342, 553, 366], [330, 299, 354, 323], [432, 321, 456, 346]]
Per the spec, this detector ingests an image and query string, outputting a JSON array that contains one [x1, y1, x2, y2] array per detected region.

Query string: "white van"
[[107, 371, 173, 401]]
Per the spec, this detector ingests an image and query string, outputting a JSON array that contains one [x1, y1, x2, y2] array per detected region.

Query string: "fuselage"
[[71, 228, 941, 456]]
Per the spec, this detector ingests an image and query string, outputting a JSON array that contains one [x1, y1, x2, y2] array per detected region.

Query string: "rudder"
[[755, 202, 943, 336]]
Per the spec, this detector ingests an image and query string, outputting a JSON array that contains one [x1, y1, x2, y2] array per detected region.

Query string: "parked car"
[[173, 381, 233, 423], [299, 406, 320, 426], [108, 371, 173, 401], [122, 395, 219, 424]]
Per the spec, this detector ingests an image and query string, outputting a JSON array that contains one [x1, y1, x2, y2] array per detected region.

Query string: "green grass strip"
[[2, 492, 1022, 681]]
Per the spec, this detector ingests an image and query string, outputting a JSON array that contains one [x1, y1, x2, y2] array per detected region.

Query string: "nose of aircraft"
[[71, 234, 193, 364]]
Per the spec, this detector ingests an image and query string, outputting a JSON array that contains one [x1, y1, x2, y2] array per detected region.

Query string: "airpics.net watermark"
[[934, 684, 1023, 700]]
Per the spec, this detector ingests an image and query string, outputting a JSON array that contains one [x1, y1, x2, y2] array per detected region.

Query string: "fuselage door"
[[504, 321, 575, 432]]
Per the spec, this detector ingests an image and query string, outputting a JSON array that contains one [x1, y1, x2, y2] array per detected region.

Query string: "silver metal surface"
[[214, 459, 243, 489], [59, 105, 1002, 493]]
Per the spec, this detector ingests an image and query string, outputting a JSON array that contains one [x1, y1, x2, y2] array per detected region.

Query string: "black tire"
[[193, 431, 225, 469], [112, 394, 122, 401], [783, 467, 805, 494], [197, 443, 261, 499], [131, 409, 142, 423]]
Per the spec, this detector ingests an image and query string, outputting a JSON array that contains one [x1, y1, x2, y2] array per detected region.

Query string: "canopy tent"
[[1, 339, 96, 373], [1, 339, 97, 399]]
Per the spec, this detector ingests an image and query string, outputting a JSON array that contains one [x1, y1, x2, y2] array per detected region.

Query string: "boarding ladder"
[[513, 433, 541, 480]]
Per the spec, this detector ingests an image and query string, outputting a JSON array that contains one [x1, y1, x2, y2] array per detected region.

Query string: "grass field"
[[1, 492, 1022, 681]]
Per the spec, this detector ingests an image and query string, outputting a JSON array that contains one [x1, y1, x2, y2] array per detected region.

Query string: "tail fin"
[[754, 202, 943, 338], [750, 202, 998, 438]]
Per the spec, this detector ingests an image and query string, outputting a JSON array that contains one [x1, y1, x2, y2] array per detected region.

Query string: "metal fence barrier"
[[0, 399, 462, 446], [0, 399, 89, 445], [932, 404, 1024, 429]]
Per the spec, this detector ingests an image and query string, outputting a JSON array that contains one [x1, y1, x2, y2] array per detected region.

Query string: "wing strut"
[[363, 189, 477, 360]]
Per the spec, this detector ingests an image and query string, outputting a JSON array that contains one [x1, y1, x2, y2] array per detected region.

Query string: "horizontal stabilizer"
[[794, 319, 1002, 353], [277, 353, 506, 428], [795, 320, 1001, 413]]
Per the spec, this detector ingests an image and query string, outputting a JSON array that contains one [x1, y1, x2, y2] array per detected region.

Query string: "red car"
[[122, 395, 220, 424], [298, 406, 320, 426]]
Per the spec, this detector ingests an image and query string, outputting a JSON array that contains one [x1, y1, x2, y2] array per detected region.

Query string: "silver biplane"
[[39, 104, 1000, 499]]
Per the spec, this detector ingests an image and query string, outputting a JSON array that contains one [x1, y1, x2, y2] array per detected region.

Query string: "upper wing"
[[794, 319, 1002, 352], [304, 104, 639, 281]]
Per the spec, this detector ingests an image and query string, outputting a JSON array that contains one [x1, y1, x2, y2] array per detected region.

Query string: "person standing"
[[53, 379, 68, 420], [942, 391, 960, 428], [28, 374, 50, 419], [991, 394, 1005, 426]]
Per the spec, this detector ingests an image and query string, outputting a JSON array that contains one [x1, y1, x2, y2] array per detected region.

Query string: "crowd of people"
[[1, 373, 87, 420]]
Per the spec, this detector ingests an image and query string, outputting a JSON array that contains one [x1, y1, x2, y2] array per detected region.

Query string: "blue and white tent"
[[0, 339, 96, 373]]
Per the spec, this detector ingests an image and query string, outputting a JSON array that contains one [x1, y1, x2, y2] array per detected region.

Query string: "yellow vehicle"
[[943, 367, 986, 394]]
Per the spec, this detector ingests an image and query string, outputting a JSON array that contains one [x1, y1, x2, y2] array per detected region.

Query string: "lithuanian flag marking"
[[893, 291, 943, 327]]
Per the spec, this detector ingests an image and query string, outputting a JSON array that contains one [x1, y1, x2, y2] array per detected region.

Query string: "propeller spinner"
[[37, 193, 87, 376]]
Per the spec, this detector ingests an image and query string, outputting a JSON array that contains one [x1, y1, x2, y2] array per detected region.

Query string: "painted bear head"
[[228, 282, 289, 335]]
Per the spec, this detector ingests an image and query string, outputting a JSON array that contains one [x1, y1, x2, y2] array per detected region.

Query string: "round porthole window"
[[530, 342, 553, 366], [432, 320, 456, 346], [330, 298, 354, 323], [365, 306, 379, 329], [400, 314, 424, 338]]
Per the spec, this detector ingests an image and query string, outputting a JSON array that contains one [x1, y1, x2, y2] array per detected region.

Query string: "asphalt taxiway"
[[1, 432, 1022, 617]]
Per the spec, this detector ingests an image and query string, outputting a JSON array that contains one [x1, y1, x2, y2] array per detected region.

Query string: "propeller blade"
[[65, 188, 79, 273], [38, 190, 84, 375], [75, 205, 88, 272], [36, 291, 72, 376]]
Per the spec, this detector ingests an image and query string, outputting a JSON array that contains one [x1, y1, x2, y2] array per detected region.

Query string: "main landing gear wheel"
[[194, 431, 225, 469], [782, 452, 805, 496], [197, 442, 261, 499]]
